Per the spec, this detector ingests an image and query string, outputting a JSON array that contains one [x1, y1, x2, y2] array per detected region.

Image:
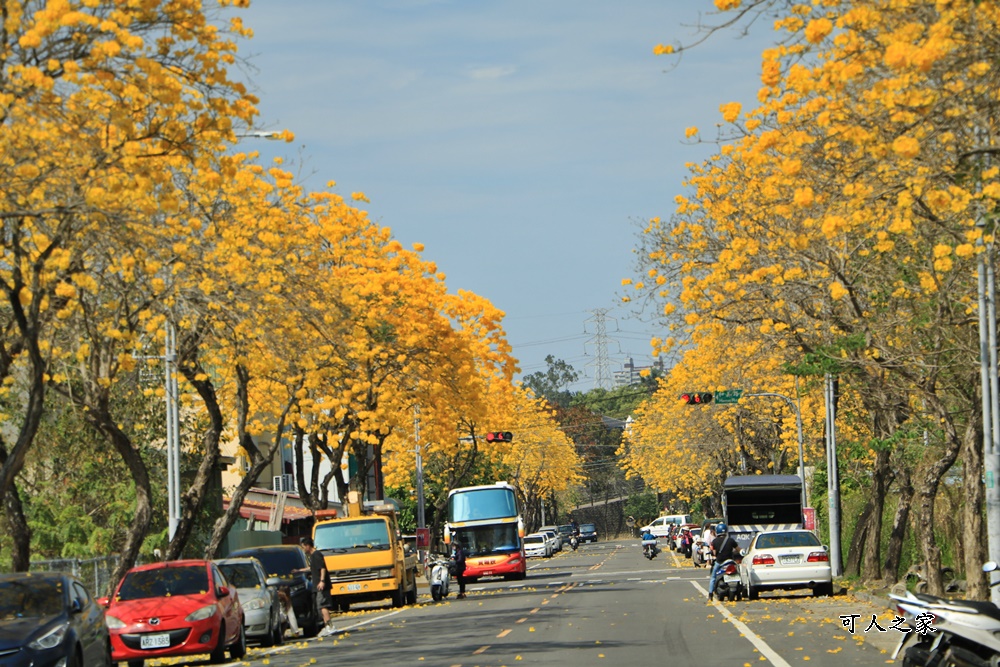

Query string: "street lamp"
[[235, 131, 284, 140]]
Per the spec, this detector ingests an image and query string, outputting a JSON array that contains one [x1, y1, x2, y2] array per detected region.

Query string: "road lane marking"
[[690, 581, 792, 667], [473, 645, 490, 654], [497, 629, 512, 638]]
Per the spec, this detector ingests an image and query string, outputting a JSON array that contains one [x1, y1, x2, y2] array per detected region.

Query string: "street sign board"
[[715, 389, 743, 404]]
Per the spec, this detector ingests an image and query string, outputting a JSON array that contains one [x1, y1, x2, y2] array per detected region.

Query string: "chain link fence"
[[29, 555, 129, 597]]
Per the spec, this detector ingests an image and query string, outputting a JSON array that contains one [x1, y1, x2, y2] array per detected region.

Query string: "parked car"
[[0, 571, 111, 667], [226, 544, 320, 637], [739, 529, 834, 600], [102, 559, 245, 667], [539, 529, 560, 554], [216, 556, 283, 647], [538, 526, 563, 551], [579, 522, 598, 543], [523, 534, 550, 559]]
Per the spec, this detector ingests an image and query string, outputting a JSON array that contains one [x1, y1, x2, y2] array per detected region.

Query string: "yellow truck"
[[312, 495, 419, 611]]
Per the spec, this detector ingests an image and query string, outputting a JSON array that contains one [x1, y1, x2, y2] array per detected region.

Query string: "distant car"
[[523, 534, 550, 558], [216, 556, 283, 647], [539, 530, 560, 554], [640, 514, 692, 539], [579, 523, 598, 543], [103, 559, 245, 667], [539, 527, 563, 551], [226, 544, 320, 637], [739, 529, 833, 600], [0, 571, 111, 667], [556, 525, 575, 542]]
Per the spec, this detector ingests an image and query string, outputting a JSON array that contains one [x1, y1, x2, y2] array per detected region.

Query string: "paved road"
[[184, 541, 904, 667]]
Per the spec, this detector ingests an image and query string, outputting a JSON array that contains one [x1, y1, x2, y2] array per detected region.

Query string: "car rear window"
[[219, 563, 262, 589], [754, 532, 821, 549], [231, 549, 304, 577], [117, 566, 209, 601]]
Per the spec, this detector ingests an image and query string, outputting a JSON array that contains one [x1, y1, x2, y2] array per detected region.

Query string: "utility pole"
[[825, 374, 843, 577], [978, 217, 1000, 604]]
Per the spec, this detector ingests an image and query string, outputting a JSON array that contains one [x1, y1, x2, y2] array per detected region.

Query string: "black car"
[[227, 544, 320, 637], [0, 571, 111, 667], [579, 523, 598, 543]]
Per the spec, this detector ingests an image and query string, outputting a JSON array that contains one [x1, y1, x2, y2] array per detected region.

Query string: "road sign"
[[715, 389, 743, 404]]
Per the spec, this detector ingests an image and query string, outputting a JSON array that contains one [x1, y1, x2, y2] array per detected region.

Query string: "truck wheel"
[[405, 573, 418, 605], [391, 582, 405, 608]]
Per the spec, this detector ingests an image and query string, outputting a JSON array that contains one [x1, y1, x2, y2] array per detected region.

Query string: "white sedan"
[[523, 533, 551, 558], [739, 529, 833, 599]]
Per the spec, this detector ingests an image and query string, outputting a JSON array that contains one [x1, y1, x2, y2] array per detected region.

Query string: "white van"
[[640, 514, 693, 538]]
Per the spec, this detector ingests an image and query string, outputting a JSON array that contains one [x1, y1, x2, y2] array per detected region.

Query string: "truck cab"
[[312, 498, 419, 611]]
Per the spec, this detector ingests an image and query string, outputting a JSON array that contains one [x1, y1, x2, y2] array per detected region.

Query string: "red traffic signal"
[[485, 431, 514, 443], [680, 392, 713, 405]]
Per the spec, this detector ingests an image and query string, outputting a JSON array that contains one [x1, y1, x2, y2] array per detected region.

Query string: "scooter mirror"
[[983, 561, 999, 573]]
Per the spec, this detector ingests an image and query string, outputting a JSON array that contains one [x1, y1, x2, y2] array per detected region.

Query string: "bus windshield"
[[447, 487, 517, 523], [455, 523, 521, 557]]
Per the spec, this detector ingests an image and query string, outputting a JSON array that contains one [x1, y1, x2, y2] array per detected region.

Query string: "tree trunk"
[[166, 354, 225, 561], [844, 500, 872, 578], [862, 449, 893, 583], [92, 413, 152, 598], [883, 464, 912, 582], [962, 418, 987, 600]]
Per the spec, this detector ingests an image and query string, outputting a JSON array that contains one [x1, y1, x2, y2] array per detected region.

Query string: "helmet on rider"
[[716, 522, 727, 534]]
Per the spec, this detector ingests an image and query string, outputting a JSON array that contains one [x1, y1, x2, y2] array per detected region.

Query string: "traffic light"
[[485, 431, 514, 443], [680, 392, 713, 405]]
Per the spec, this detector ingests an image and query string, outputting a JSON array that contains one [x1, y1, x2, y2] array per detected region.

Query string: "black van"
[[228, 544, 320, 637]]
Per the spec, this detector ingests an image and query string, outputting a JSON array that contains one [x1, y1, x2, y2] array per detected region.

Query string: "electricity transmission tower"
[[584, 309, 619, 390]]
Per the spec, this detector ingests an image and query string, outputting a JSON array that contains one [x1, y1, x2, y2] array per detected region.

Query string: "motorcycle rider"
[[708, 522, 739, 601], [641, 527, 658, 558]]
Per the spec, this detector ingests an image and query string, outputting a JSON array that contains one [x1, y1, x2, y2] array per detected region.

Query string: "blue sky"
[[235, 1, 778, 391]]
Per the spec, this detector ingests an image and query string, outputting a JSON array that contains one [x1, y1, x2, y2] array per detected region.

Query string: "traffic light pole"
[[745, 392, 807, 514]]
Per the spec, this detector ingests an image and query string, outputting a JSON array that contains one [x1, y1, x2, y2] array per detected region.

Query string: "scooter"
[[642, 538, 659, 560], [428, 557, 451, 602], [713, 558, 744, 601], [570, 534, 579, 551], [890, 561, 1000, 667]]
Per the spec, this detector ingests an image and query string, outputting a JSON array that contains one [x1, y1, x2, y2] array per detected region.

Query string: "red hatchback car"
[[102, 559, 245, 667]]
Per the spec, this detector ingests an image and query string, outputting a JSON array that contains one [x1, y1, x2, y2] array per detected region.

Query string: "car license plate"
[[140, 633, 170, 649], [347, 583, 361, 591], [780, 555, 800, 564]]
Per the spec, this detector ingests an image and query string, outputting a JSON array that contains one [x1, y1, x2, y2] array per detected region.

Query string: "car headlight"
[[242, 597, 267, 611], [28, 621, 68, 650], [105, 615, 126, 630], [186, 604, 218, 622]]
